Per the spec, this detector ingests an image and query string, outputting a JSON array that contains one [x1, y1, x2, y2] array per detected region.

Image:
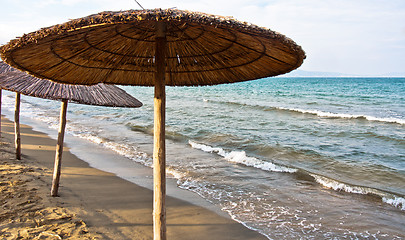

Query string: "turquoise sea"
[[1, 77, 404, 239]]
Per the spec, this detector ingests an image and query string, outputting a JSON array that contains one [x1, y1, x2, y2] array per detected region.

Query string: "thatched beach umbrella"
[[0, 8, 305, 239], [0, 66, 142, 196]]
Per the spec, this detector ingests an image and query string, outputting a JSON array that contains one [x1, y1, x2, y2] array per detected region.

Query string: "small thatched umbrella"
[[0, 66, 142, 196], [0, 8, 305, 239]]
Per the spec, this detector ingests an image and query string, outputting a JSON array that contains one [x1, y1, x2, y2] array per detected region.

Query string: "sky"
[[0, 0, 404, 76]]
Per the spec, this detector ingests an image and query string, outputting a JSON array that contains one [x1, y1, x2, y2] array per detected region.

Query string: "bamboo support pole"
[[153, 21, 167, 240], [14, 93, 21, 160], [51, 99, 68, 197]]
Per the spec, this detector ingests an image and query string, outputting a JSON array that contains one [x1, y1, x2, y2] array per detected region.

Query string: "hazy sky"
[[1, 0, 404, 76]]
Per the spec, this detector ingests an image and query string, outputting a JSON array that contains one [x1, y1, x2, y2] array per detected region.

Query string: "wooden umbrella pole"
[[51, 99, 68, 197], [153, 21, 167, 240], [14, 92, 21, 160]]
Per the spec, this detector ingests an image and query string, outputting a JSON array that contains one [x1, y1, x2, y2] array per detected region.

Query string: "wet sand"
[[0, 116, 266, 239]]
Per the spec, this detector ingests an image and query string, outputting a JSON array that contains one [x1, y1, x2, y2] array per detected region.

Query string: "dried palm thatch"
[[0, 63, 142, 107], [0, 61, 15, 73], [0, 8, 305, 86]]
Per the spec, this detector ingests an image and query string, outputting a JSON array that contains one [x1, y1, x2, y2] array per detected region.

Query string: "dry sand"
[[0, 121, 98, 239], [0, 116, 266, 240]]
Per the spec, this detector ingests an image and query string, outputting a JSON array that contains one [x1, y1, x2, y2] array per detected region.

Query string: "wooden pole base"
[[51, 100, 68, 197], [14, 93, 21, 160]]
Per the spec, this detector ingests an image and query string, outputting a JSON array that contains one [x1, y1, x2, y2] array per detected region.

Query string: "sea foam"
[[311, 174, 405, 211], [189, 140, 297, 173], [209, 97, 405, 125], [278, 107, 405, 125], [382, 196, 405, 211]]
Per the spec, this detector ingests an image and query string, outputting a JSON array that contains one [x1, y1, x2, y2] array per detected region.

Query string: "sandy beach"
[[0, 115, 266, 239]]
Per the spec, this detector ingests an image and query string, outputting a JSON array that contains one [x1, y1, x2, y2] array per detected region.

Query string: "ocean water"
[[1, 77, 404, 239]]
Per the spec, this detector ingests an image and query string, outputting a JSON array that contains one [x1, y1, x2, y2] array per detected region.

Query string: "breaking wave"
[[188, 140, 297, 173], [311, 174, 405, 211], [206, 99, 405, 125]]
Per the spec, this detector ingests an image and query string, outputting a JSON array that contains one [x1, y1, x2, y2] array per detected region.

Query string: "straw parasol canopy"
[[0, 61, 15, 73], [0, 61, 142, 196], [0, 8, 305, 240], [0, 8, 305, 86]]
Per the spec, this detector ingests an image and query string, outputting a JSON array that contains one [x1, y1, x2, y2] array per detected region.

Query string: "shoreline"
[[0, 115, 266, 239], [12, 109, 230, 218]]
